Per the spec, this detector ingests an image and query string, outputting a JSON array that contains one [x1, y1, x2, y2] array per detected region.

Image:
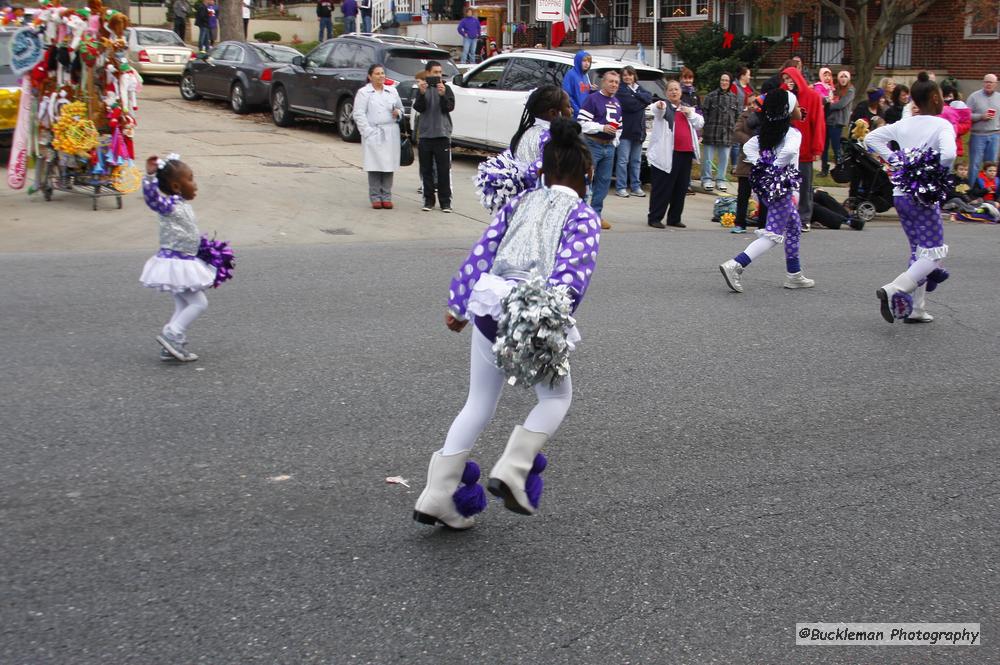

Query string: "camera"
[[425, 76, 441, 87]]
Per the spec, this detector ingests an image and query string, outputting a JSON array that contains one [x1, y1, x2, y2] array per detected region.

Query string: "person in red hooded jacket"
[[781, 66, 826, 230]]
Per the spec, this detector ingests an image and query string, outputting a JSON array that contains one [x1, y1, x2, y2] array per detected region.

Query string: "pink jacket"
[[940, 102, 972, 157]]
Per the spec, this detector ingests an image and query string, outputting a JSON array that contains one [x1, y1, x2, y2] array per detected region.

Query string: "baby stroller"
[[830, 138, 894, 222]]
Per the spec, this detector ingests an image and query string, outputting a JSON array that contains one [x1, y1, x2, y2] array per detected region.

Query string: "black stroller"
[[830, 138, 894, 222]]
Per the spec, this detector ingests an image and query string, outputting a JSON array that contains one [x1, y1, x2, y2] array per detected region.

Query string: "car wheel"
[[180, 73, 201, 101], [271, 86, 294, 127], [230, 81, 247, 114], [338, 98, 360, 142]]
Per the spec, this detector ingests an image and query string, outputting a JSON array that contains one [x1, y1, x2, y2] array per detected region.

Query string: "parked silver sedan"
[[124, 28, 195, 78]]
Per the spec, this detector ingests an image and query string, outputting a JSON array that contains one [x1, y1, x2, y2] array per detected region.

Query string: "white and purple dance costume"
[[721, 126, 816, 291], [139, 175, 215, 349], [413, 184, 601, 529], [474, 119, 551, 213], [865, 116, 956, 322]]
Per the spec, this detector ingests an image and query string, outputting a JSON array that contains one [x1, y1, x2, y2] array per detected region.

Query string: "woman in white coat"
[[647, 79, 705, 228], [353, 64, 404, 209]]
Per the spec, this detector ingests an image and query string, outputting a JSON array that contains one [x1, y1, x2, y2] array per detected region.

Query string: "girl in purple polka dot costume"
[[139, 154, 215, 362], [865, 72, 957, 323], [414, 118, 600, 530], [720, 90, 816, 293]]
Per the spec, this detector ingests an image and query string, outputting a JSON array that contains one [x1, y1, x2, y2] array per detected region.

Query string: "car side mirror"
[[451, 73, 463, 87], [292, 55, 305, 67]]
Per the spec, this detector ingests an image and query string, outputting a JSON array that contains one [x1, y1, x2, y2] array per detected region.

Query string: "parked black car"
[[180, 41, 300, 114], [268, 34, 458, 142]]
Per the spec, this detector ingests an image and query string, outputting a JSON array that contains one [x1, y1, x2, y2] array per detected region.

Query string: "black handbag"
[[399, 117, 414, 167]]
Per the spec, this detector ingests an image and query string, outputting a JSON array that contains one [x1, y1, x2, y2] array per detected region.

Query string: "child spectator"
[[971, 161, 997, 201]]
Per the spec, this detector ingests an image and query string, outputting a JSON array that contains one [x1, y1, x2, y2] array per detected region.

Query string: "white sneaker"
[[703, 181, 714, 191], [719, 259, 744, 293], [630, 189, 646, 197], [716, 181, 728, 191], [615, 189, 629, 198], [783, 272, 815, 289]]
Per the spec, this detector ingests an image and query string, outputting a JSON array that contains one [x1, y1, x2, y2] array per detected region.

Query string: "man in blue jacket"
[[562, 50, 593, 115], [457, 8, 481, 64]]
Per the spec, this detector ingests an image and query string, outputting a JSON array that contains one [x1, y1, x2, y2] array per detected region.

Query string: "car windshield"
[[592, 67, 667, 99], [384, 52, 459, 79], [251, 44, 299, 63], [136, 30, 186, 47]]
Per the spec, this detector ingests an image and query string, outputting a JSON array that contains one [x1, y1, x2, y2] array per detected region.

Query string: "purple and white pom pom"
[[474, 150, 538, 214], [524, 453, 547, 509], [891, 291, 914, 319], [925, 267, 949, 293], [197, 235, 236, 288], [889, 147, 955, 207], [750, 149, 802, 204]]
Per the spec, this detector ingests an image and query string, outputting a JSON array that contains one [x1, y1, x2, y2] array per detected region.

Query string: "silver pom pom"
[[493, 275, 576, 388]]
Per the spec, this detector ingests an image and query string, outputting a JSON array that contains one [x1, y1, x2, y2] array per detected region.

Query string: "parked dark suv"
[[269, 34, 459, 142]]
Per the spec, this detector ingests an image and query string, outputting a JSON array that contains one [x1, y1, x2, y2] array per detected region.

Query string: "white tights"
[[164, 291, 208, 342], [441, 327, 573, 455]]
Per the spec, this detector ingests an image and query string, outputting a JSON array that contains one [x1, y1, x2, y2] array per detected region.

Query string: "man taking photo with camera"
[[414, 61, 456, 213]]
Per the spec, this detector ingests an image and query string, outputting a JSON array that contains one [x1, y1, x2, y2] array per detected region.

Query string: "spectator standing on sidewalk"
[[646, 79, 704, 229], [341, 0, 357, 33], [359, 0, 372, 32], [194, 0, 217, 52], [242, 0, 252, 38], [966, 74, 1000, 186], [700, 72, 739, 191], [614, 65, 652, 198], [353, 64, 404, 209], [578, 70, 622, 229], [781, 65, 825, 232], [414, 61, 456, 213], [172, 0, 190, 40], [820, 71, 854, 177], [562, 51, 593, 116], [457, 8, 481, 64], [317, 0, 334, 41]]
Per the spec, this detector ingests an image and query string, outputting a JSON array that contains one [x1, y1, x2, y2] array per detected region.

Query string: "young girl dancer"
[[720, 90, 815, 292], [865, 72, 956, 323], [415, 118, 600, 530], [140, 154, 215, 362], [475, 85, 572, 213]]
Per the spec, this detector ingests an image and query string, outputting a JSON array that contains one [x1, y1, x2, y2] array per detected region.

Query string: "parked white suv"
[[448, 49, 667, 151]]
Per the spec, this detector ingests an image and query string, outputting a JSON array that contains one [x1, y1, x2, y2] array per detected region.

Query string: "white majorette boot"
[[876, 274, 918, 323], [719, 259, 744, 293], [413, 451, 487, 530], [488, 426, 549, 515], [904, 285, 934, 323], [783, 272, 816, 289]]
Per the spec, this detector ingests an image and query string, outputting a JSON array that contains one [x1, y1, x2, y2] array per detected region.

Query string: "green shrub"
[[292, 40, 319, 54], [676, 22, 770, 91], [254, 31, 281, 43]]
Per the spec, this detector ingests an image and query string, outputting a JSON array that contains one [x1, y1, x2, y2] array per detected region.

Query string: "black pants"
[[243, 18, 249, 38], [173, 17, 186, 39], [419, 137, 451, 208], [647, 152, 693, 226], [735, 176, 767, 230], [811, 189, 849, 229]]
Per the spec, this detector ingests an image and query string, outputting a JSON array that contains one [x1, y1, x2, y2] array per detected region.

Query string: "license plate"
[[162, 55, 176, 63]]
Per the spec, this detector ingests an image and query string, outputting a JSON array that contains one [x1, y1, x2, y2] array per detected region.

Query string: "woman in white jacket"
[[353, 64, 404, 209], [647, 79, 705, 228]]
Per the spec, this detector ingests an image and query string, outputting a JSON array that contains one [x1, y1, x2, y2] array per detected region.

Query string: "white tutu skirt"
[[140, 254, 216, 293], [467, 273, 582, 349]]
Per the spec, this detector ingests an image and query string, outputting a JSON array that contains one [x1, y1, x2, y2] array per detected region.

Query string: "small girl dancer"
[[415, 118, 600, 530], [474, 85, 572, 214], [720, 90, 815, 293], [865, 72, 957, 323], [140, 154, 216, 361]]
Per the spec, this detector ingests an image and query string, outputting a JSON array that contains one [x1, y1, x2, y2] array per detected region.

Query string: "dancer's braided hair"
[[541, 117, 591, 184], [510, 85, 566, 155]]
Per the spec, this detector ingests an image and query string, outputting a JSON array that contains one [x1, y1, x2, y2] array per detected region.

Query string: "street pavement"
[[2, 81, 997, 664]]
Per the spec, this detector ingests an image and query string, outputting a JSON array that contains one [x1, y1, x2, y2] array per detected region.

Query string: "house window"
[[645, 0, 709, 20], [751, 8, 782, 37], [965, 3, 999, 38], [726, 1, 746, 33], [518, 0, 531, 23]]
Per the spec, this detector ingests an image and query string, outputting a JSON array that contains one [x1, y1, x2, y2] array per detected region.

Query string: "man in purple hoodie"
[[457, 8, 481, 64]]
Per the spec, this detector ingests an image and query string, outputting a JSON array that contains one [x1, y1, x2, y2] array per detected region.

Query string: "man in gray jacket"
[[967, 73, 999, 186], [414, 61, 456, 213], [173, 0, 190, 39]]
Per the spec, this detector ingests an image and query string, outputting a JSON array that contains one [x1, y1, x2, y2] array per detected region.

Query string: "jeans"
[[198, 26, 212, 51], [585, 137, 616, 217], [614, 138, 643, 193], [729, 143, 740, 173], [701, 144, 729, 184], [173, 17, 186, 39], [343, 15, 356, 33], [461, 37, 477, 63], [318, 16, 333, 40], [968, 134, 1000, 186], [361, 12, 372, 32], [822, 124, 843, 172]]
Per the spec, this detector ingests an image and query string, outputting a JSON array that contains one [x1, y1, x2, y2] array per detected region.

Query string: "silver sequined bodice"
[[492, 187, 578, 279], [514, 125, 546, 166], [158, 201, 201, 255]]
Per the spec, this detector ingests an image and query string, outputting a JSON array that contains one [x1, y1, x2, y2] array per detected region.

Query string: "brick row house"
[[504, 0, 999, 88]]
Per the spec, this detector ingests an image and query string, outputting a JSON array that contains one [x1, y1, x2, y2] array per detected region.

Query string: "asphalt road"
[[2, 220, 998, 663]]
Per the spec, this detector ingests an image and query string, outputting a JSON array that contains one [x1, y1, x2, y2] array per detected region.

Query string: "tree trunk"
[[220, 0, 245, 42]]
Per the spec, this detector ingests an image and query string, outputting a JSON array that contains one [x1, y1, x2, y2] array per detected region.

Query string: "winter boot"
[[719, 259, 745, 293], [904, 285, 934, 323], [876, 274, 918, 323], [488, 426, 549, 515], [413, 451, 487, 530]]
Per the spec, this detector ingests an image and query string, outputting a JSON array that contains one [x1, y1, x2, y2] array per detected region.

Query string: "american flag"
[[566, 0, 585, 31]]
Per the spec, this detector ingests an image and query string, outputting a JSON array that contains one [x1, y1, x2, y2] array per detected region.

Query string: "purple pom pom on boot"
[[453, 461, 488, 518]]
